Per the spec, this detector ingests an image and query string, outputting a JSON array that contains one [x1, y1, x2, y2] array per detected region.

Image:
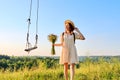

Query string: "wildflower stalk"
[[48, 34, 57, 55]]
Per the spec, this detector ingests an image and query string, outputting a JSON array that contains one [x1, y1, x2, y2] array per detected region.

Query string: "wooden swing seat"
[[24, 46, 37, 52]]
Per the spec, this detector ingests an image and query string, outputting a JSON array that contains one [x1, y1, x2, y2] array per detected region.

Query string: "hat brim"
[[65, 20, 75, 28]]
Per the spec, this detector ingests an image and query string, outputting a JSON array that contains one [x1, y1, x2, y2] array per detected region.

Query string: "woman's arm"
[[74, 27, 85, 40], [54, 43, 62, 46], [53, 34, 63, 46]]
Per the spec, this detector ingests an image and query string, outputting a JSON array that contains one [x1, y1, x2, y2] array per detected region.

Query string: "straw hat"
[[65, 20, 75, 29]]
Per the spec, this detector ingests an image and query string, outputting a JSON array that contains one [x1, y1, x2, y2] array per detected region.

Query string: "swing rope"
[[35, 0, 39, 47], [25, 0, 39, 52], [26, 0, 32, 50]]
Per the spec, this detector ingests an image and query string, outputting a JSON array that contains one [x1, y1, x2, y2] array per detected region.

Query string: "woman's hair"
[[68, 23, 74, 32]]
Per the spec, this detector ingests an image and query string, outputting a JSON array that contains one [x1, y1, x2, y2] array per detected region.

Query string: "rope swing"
[[24, 0, 39, 53]]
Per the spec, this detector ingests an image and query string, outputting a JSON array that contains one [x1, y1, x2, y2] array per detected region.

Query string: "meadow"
[[0, 55, 120, 80]]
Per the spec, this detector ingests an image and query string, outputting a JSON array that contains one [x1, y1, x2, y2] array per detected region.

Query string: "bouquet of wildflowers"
[[48, 34, 57, 55]]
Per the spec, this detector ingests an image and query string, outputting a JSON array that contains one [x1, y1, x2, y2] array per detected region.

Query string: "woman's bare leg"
[[64, 63, 68, 80], [70, 63, 75, 80]]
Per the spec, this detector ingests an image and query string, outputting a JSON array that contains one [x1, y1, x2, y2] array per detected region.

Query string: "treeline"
[[0, 55, 59, 72], [0, 55, 120, 72]]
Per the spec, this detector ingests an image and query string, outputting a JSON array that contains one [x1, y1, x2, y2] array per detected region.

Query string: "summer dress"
[[60, 32, 80, 64]]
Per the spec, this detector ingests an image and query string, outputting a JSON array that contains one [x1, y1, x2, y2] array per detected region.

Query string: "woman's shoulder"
[[61, 32, 67, 36]]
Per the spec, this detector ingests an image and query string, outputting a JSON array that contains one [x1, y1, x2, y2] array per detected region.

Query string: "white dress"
[[60, 32, 80, 64]]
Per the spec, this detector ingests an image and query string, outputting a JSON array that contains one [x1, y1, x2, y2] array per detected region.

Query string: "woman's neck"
[[65, 31, 73, 35]]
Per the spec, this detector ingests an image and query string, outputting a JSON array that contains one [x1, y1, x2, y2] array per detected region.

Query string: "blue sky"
[[0, 0, 120, 56]]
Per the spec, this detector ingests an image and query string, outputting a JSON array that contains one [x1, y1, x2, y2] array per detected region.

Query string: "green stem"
[[51, 43, 55, 55]]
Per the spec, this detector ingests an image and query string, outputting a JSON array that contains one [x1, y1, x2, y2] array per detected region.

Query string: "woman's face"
[[65, 23, 70, 31]]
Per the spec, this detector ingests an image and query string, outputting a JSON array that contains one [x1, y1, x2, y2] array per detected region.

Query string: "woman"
[[53, 20, 85, 80]]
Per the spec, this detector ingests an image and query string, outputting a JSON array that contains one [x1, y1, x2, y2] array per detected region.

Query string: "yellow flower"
[[48, 34, 57, 55]]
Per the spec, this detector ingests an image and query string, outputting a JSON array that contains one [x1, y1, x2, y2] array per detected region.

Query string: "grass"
[[0, 57, 120, 80]]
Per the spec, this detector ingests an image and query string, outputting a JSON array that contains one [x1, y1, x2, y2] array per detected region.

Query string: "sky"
[[0, 0, 120, 56]]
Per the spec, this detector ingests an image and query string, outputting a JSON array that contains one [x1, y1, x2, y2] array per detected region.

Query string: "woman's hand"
[[74, 27, 80, 33], [52, 44, 54, 46], [53, 43, 63, 46], [74, 27, 85, 40], [74, 27, 78, 30]]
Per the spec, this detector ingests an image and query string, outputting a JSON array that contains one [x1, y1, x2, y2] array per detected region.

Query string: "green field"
[[0, 55, 120, 80]]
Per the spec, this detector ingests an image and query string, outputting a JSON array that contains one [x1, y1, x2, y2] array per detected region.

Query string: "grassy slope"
[[0, 58, 120, 80]]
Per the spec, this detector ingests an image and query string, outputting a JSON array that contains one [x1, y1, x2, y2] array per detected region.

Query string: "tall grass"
[[0, 56, 120, 80]]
